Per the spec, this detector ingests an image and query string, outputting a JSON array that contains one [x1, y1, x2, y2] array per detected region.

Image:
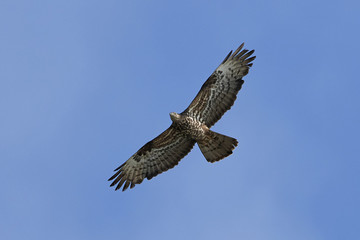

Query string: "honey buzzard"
[[109, 43, 255, 191]]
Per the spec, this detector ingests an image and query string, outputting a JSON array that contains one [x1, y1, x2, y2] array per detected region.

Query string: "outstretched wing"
[[182, 43, 255, 127], [108, 126, 195, 191]]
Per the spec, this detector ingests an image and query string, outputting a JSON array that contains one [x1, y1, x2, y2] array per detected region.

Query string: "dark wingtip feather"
[[236, 49, 249, 59], [231, 43, 245, 57], [244, 56, 256, 65], [115, 178, 126, 191], [242, 50, 255, 60], [108, 171, 120, 181], [114, 162, 125, 171], [122, 181, 130, 191], [221, 50, 232, 64], [108, 175, 116, 181]]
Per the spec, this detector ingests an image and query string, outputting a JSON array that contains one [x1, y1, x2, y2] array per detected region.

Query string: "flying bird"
[[109, 43, 255, 191]]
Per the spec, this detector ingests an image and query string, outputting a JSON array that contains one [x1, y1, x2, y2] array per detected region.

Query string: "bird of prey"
[[109, 43, 255, 191]]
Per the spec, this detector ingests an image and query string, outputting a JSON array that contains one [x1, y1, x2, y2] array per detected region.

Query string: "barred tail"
[[197, 130, 238, 163]]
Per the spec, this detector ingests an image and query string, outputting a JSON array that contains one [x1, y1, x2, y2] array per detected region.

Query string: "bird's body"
[[170, 112, 207, 141], [109, 43, 255, 191]]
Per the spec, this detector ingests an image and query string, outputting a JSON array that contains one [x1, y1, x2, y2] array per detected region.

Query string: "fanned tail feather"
[[197, 130, 238, 163]]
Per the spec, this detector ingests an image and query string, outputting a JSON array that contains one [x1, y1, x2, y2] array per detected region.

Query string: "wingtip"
[[114, 162, 125, 171], [109, 174, 121, 186], [244, 56, 256, 65], [221, 50, 233, 64], [231, 43, 245, 58], [124, 181, 131, 191]]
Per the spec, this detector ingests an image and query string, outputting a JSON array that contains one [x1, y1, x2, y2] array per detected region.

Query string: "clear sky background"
[[1, 1, 359, 239]]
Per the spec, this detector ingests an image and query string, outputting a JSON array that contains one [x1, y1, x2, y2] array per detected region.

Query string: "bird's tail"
[[197, 130, 238, 163]]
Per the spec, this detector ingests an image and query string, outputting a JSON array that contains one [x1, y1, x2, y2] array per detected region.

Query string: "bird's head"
[[169, 112, 181, 122]]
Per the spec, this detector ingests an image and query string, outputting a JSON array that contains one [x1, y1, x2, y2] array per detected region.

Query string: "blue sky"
[[1, 1, 359, 239]]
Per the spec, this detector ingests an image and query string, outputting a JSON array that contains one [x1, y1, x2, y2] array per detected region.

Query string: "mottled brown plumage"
[[109, 43, 255, 191]]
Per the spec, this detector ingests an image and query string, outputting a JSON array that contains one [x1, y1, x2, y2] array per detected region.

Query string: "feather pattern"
[[108, 126, 195, 191], [109, 43, 255, 192], [182, 43, 255, 127]]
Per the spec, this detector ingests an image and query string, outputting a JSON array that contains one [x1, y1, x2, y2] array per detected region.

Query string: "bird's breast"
[[176, 116, 207, 141]]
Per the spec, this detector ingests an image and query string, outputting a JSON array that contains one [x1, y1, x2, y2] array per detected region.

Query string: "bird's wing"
[[108, 126, 195, 191], [182, 43, 255, 127]]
